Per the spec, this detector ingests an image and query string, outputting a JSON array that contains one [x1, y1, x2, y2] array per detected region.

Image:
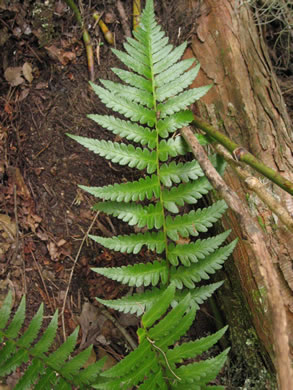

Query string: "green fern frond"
[[94, 201, 164, 229], [166, 326, 228, 364], [89, 231, 165, 254], [96, 281, 224, 316], [171, 240, 238, 289], [166, 200, 228, 240], [89, 82, 156, 125], [167, 230, 231, 266], [157, 110, 194, 136], [67, 0, 236, 387], [160, 160, 204, 186], [67, 135, 157, 173], [87, 115, 157, 148], [82, 175, 159, 202], [162, 177, 212, 213], [0, 292, 105, 388], [92, 260, 168, 287]]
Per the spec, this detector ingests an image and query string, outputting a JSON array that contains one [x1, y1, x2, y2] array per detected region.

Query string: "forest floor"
[[0, 1, 292, 389]]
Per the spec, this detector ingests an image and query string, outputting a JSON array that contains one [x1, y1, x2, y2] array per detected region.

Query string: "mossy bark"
[[182, 0, 293, 386]]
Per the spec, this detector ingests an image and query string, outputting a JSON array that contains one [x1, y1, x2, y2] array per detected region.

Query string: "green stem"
[[65, 0, 95, 81], [193, 115, 293, 196]]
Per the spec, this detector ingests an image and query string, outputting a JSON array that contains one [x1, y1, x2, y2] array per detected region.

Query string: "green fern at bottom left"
[[0, 291, 104, 389]]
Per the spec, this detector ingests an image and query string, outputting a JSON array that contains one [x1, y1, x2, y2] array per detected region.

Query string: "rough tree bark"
[[183, 0, 293, 386]]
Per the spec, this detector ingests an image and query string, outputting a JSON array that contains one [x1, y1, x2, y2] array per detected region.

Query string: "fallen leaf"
[[22, 62, 33, 83], [17, 88, 30, 102], [47, 241, 59, 261], [4, 67, 24, 86]]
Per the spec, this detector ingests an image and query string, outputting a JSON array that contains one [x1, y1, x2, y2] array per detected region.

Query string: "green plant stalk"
[[192, 115, 293, 196], [65, 0, 95, 81]]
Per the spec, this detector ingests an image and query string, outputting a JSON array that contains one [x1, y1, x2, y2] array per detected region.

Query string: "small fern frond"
[[89, 82, 156, 125], [87, 115, 157, 148], [167, 325, 228, 364], [156, 63, 200, 101], [173, 348, 230, 388], [67, 135, 157, 173], [166, 200, 228, 240], [89, 231, 165, 254], [92, 260, 168, 287], [82, 175, 159, 202], [160, 160, 204, 186], [155, 57, 195, 86], [162, 177, 212, 213], [142, 283, 176, 328], [96, 287, 163, 316], [158, 85, 213, 117], [94, 201, 164, 229], [171, 240, 238, 289], [167, 230, 231, 266], [157, 110, 194, 136], [0, 292, 104, 388]]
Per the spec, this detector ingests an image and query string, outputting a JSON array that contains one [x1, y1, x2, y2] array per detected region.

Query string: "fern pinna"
[[68, 0, 236, 388]]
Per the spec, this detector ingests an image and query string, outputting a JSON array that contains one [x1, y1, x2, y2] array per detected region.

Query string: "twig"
[[133, 0, 141, 31], [192, 115, 293, 196], [93, 12, 114, 45], [214, 144, 293, 232], [61, 212, 100, 341], [116, 0, 132, 38], [64, 0, 95, 81], [100, 308, 137, 350], [31, 250, 55, 314], [181, 126, 293, 390]]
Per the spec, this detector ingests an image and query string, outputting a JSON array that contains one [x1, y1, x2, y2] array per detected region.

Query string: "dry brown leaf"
[[22, 62, 33, 83], [4, 67, 24, 86]]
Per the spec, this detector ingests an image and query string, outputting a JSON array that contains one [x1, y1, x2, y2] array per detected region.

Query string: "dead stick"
[[181, 126, 293, 390], [192, 115, 293, 196], [214, 144, 293, 232], [116, 0, 132, 38], [61, 212, 100, 341]]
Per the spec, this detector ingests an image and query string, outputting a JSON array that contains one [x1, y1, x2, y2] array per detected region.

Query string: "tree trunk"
[[184, 0, 293, 386]]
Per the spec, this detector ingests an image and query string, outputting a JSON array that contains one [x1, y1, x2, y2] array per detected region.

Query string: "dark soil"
[[0, 0, 292, 388]]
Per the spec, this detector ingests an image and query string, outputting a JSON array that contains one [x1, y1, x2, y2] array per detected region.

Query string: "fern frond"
[[90, 82, 156, 125], [100, 79, 153, 108], [155, 57, 196, 86], [142, 283, 176, 328], [94, 201, 164, 229], [157, 110, 194, 137], [160, 160, 204, 186], [158, 85, 212, 117], [96, 287, 164, 316], [67, 135, 156, 173], [0, 294, 105, 388], [112, 68, 152, 92], [166, 326, 228, 364], [89, 231, 165, 254], [66, 0, 235, 387], [156, 63, 200, 101], [171, 241, 238, 288], [87, 114, 157, 148], [162, 177, 212, 213], [82, 175, 159, 202], [92, 260, 168, 287], [166, 200, 228, 240], [172, 348, 230, 388], [167, 230, 231, 266]]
